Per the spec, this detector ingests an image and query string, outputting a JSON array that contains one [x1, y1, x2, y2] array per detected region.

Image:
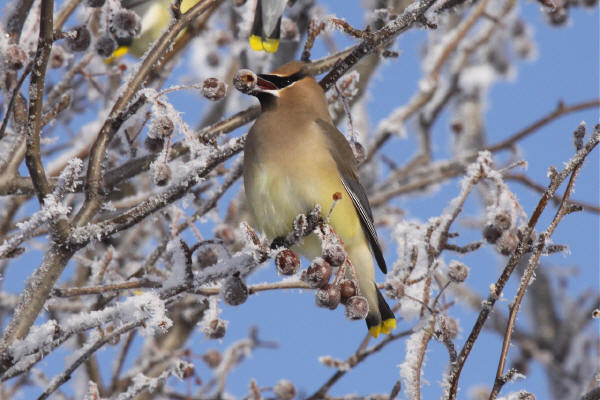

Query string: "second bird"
[[242, 61, 396, 337]]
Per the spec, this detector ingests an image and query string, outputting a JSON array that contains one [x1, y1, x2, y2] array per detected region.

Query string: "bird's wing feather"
[[315, 119, 387, 274], [121, 0, 152, 11]]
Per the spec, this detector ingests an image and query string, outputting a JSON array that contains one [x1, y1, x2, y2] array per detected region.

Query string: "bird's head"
[[233, 61, 329, 119], [253, 61, 308, 99]]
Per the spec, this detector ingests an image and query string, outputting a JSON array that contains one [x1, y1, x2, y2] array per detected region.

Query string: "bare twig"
[[51, 279, 162, 297], [505, 173, 600, 214], [318, 0, 438, 91], [367, 0, 491, 162], [487, 99, 600, 153], [307, 329, 412, 399], [6, 0, 36, 43], [38, 321, 143, 400], [24, 0, 54, 203]]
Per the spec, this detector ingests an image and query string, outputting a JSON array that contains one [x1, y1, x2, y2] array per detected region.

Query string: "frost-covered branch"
[[74, 0, 220, 227], [489, 123, 599, 400], [445, 124, 599, 400], [318, 0, 439, 91], [3, 292, 171, 380], [307, 328, 413, 399], [24, 0, 55, 204], [0, 0, 596, 397]]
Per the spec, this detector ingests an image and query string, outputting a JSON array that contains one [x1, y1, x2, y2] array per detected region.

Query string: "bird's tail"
[[248, 0, 283, 53], [365, 285, 396, 338], [104, 46, 130, 64]]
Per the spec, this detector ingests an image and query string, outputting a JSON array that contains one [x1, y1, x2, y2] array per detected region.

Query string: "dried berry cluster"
[[272, 220, 370, 322], [206, 318, 227, 339], [61, 4, 141, 57], [222, 272, 249, 306], [482, 210, 535, 256], [145, 114, 175, 153], [146, 103, 180, 186], [308, 256, 367, 320]]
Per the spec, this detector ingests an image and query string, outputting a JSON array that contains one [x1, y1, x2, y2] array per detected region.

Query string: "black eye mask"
[[256, 70, 306, 89]]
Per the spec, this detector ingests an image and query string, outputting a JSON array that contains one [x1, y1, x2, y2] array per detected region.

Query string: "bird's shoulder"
[[314, 118, 359, 180]]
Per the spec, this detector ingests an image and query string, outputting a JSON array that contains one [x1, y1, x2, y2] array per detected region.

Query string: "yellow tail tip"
[[249, 35, 264, 51], [262, 38, 279, 53], [104, 46, 129, 64], [369, 325, 381, 338], [369, 318, 396, 338], [248, 36, 279, 53], [381, 318, 397, 334]]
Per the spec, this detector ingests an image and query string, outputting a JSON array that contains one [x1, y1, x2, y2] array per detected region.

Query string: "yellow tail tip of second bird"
[[249, 35, 280, 53], [104, 46, 130, 64], [369, 318, 397, 338]]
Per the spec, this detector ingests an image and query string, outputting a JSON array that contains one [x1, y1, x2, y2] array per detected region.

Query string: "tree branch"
[[446, 125, 599, 399], [73, 0, 220, 228], [489, 129, 593, 399]]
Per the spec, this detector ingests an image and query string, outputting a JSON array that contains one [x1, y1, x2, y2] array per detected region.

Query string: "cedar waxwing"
[[249, 0, 287, 53], [110, 0, 200, 59], [242, 61, 396, 337]]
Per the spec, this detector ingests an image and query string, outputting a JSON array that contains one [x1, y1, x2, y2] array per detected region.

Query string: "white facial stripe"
[[258, 89, 280, 97]]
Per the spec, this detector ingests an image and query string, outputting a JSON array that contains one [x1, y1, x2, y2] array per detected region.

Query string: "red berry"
[[447, 261, 469, 283], [202, 78, 227, 101], [275, 249, 300, 275], [322, 243, 346, 267], [273, 379, 296, 400], [144, 136, 164, 152], [315, 284, 341, 310], [344, 296, 369, 320], [339, 279, 357, 303], [233, 69, 257, 93], [306, 258, 331, 288]]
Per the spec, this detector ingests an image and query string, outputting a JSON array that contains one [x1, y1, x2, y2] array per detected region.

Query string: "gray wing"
[[261, 0, 287, 36], [121, 0, 153, 13], [316, 119, 387, 274]]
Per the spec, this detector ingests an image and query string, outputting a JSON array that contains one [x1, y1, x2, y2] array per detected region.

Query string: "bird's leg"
[[269, 236, 287, 249]]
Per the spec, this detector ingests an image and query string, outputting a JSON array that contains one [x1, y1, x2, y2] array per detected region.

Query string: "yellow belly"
[[246, 159, 363, 259]]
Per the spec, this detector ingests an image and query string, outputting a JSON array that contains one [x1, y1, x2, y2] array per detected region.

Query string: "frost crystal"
[[399, 317, 433, 400]]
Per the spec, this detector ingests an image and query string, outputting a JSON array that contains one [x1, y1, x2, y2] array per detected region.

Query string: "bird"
[[110, 0, 201, 60], [249, 0, 287, 53], [242, 61, 396, 337]]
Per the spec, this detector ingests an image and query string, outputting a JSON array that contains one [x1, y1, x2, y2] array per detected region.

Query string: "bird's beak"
[[256, 74, 279, 91]]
